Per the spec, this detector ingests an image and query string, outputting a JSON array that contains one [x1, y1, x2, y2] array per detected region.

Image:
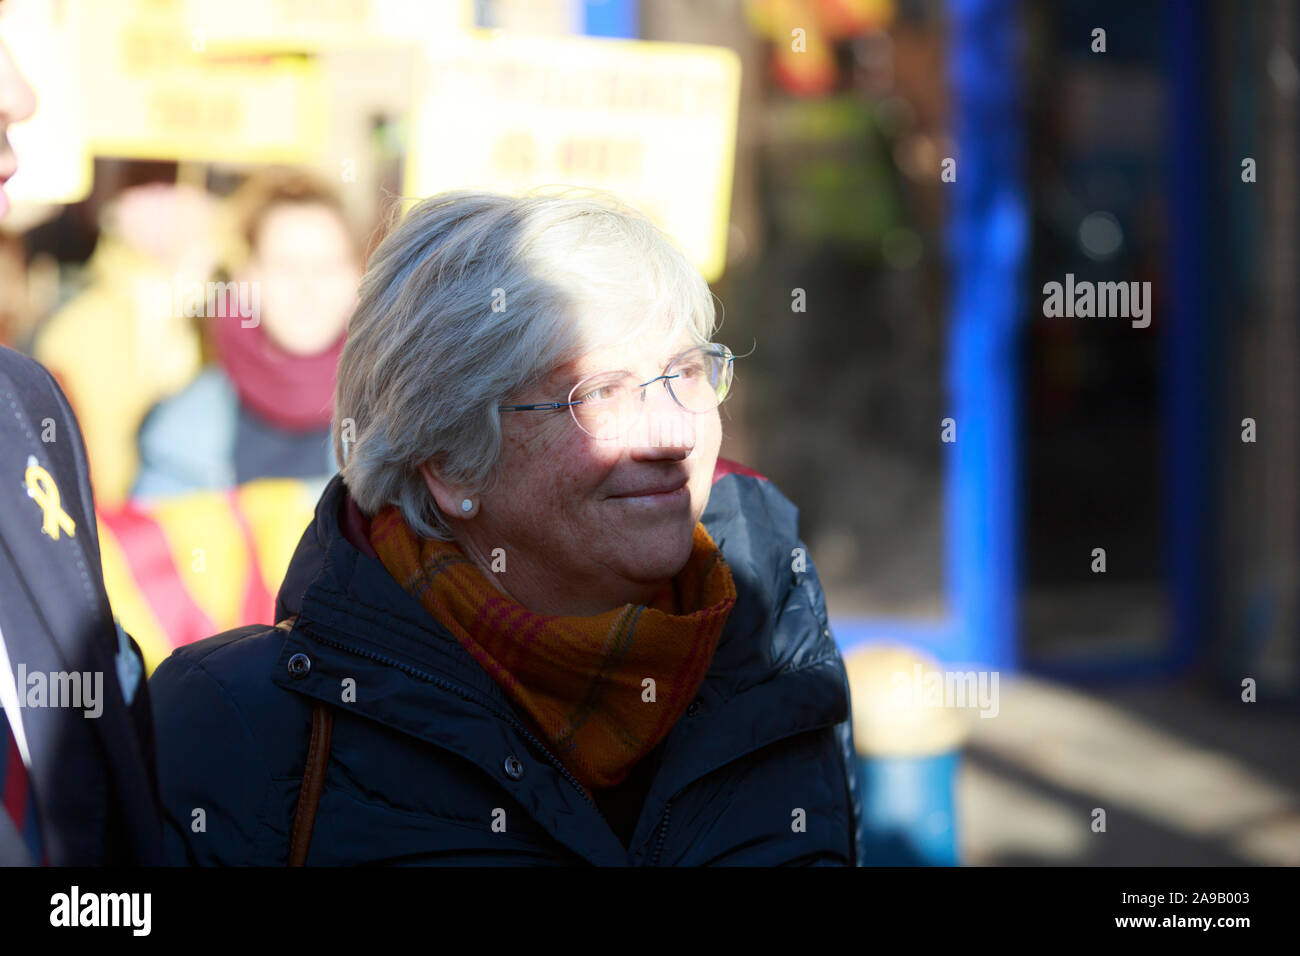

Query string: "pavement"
[[956, 676, 1300, 865]]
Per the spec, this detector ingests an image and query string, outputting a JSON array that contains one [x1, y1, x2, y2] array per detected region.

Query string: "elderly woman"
[[150, 190, 863, 866]]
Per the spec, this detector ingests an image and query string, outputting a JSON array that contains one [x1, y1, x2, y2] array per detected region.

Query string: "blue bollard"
[[856, 751, 961, 866], [844, 645, 969, 866]]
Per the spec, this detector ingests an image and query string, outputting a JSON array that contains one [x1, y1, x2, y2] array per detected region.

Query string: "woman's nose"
[[0, 39, 37, 127], [626, 382, 696, 460]]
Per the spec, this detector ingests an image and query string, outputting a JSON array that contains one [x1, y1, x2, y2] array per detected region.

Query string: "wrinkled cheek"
[[508, 430, 602, 522]]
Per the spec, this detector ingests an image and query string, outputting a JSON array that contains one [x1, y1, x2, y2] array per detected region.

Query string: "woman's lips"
[[607, 484, 690, 507]]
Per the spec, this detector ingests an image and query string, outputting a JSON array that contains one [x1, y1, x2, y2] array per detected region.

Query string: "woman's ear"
[[417, 461, 477, 519]]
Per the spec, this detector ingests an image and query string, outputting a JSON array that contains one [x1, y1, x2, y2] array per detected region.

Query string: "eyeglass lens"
[[568, 345, 732, 440]]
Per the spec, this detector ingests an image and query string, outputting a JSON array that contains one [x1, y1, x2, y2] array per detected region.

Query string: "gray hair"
[[333, 187, 721, 539]]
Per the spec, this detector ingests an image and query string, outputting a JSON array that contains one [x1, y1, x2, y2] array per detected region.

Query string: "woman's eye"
[[578, 385, 617, 404]]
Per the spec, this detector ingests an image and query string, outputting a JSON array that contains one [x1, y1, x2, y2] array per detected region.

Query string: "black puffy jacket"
[[150, 465, 863, 865]]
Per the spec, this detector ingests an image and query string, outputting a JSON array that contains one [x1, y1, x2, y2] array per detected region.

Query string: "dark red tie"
[[0, 709, 44, 865]]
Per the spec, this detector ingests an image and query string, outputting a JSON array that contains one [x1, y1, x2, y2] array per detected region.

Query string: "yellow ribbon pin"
[[25, 456, 76, 540]]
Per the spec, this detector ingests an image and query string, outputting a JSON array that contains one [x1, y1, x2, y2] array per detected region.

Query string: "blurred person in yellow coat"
[[33, 182, 219, 507]]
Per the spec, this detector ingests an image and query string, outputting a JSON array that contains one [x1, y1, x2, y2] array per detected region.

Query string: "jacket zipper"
[[303, 629, 607, 820], [650, 801, 672, 865]]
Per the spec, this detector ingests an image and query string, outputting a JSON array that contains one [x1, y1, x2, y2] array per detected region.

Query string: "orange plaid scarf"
[[367, 508, 736, 792]]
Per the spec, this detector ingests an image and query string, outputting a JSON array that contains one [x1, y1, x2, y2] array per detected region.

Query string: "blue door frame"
[[844, 0, 1211, 684], [840, 0, 1026, 672], [1017, 0, 1211, 682]]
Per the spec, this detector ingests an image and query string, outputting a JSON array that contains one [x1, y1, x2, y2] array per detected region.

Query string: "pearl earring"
[[460, 498, 474, 513]]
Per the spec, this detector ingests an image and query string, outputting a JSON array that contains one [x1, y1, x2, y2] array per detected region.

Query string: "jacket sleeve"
[[788, 538, 865, 866], [150, 652, 274, 865]]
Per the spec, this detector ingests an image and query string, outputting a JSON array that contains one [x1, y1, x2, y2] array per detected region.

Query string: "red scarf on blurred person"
[[213, 312, 343, 432]]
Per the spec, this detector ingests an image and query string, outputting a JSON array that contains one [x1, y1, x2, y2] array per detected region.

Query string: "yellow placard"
[[182, 0, 473, 53], [0, 0, 93, 205], [404, 31, 742, 281], [77, 0, 326, 164]]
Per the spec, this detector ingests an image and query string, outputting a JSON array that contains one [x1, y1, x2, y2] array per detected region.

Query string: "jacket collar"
[[270, 473, 848, 863]]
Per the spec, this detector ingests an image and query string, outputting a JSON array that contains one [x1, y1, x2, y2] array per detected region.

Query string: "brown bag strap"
[[289, 701, 334, 866], [275, 616, 335, 867]]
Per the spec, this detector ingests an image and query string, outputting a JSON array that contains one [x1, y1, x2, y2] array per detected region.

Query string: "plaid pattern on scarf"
[[368, 508, 736, 792]]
